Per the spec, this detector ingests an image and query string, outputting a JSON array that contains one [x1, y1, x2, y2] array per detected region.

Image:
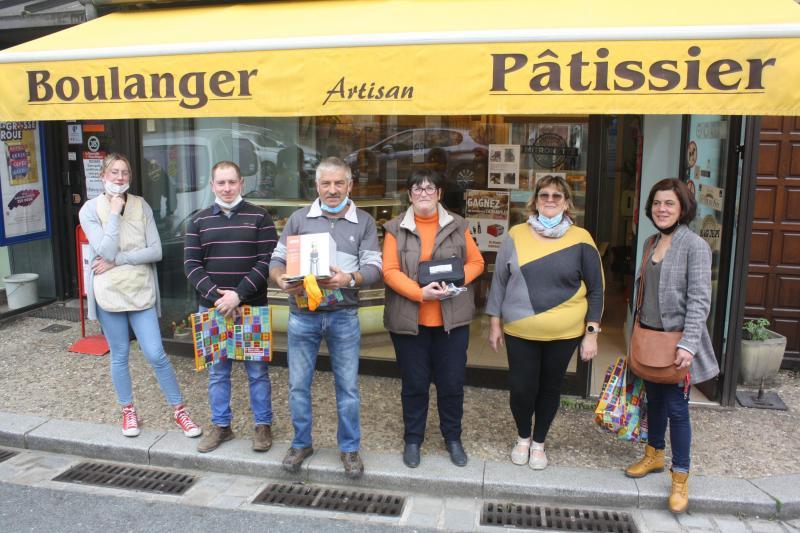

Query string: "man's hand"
[[214, 289, 241, 318], [278, 274, 305, 295], [91, 257, 116, 275], [318, 266, 350, 290]]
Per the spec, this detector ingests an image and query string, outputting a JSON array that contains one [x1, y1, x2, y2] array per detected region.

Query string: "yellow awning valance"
[[1, 0, 800, 119]]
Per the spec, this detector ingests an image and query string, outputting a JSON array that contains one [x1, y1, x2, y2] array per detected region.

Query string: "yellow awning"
[[1, 0, 800, 119]]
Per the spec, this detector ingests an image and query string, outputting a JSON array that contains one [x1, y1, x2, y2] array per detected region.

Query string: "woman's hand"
[[109, 194, 126, 214], [91, 257, 116, 275], [488, 316, 504, 352], [421, 281, 447, 301], [580, 333, 598, 361], [675, 347, 693, 369]]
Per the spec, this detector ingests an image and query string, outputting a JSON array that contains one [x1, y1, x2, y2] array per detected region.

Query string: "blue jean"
[[391, 325, 468, 444], [645, 380, 691, 472], [96, 305, 183, 406], [287, 308, 361, 452], [200, 306, 272, 426]]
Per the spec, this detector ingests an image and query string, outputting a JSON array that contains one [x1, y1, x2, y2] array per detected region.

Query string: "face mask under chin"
[[215, 195, 243, 210], [104, 181, 129, 196]]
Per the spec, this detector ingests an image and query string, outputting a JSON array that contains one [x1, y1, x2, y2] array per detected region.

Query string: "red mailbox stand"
[[68, 225, 109, 356]]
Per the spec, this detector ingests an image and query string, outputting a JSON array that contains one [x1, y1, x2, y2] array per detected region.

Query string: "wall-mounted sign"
[[0, 122, 50, 244]]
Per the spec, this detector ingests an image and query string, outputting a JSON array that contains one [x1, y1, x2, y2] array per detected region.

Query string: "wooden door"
[[746, 116, 800, 367]]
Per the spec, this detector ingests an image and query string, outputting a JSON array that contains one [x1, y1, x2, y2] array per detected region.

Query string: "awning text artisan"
[[491, 46, 776, 93]]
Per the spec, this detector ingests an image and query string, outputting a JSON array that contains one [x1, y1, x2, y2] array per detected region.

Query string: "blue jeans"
[[645, 380, 691, 472], [96, 305, 183, 406], [200, 306, 272, 427], [287, 308, 361, 452]]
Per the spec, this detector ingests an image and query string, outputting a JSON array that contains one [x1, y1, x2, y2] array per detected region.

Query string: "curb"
[[0, 411, 797, 519]]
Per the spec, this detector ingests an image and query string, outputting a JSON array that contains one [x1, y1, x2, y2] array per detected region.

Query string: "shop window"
[[140, 115, 590, 379]]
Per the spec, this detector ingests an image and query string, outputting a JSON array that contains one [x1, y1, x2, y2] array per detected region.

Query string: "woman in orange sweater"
[[382, 169, 484, 469]]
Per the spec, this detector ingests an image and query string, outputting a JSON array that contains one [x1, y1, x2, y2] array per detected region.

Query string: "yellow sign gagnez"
[[0, 39, 797, 120]]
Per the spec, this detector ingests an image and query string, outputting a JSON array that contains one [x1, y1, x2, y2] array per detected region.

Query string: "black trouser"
[[390, 325, 469, 445], [505, 334, 581, 443]]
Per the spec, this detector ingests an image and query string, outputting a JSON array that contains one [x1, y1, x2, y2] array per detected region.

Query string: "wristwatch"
[[586, 324, 601, 334], [348, 273, 357, 288]]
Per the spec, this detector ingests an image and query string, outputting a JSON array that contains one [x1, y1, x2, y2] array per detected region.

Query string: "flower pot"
[[739, 329, 787, 386], [173, 331, 191, 342]]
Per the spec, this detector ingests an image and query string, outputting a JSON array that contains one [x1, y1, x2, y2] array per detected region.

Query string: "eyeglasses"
[[410, 185, 437, 196], [537, 192, 565, 201]]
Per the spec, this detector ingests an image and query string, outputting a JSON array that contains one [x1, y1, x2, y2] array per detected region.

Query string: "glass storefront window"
[[140, 115, 590, 371]]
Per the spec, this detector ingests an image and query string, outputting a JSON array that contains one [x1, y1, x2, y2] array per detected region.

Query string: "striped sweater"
[[184, 201, 278, 308], [486, 223, 604, 341]]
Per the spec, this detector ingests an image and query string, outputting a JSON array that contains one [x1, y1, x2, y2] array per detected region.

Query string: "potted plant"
[[739, 318, 787, 386], [172, 319, 191, 341]]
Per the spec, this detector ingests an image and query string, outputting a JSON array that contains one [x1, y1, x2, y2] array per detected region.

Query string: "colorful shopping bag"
[[189, 305, 272, 371], [594, 357, 648, 442]]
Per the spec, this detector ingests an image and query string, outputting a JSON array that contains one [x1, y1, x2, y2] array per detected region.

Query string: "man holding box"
[[270, 156, 382, 479], [185, 161, 278, 454]]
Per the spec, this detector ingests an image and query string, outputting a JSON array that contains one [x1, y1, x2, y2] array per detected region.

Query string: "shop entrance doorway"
[[587, 116, 642, 397]]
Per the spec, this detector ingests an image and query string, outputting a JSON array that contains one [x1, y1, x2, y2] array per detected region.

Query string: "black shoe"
[[402, 443, 420, 468], [446, 440, 468, 467]]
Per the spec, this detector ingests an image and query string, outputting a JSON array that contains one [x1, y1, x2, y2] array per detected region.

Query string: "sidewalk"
[[1, 310, 799, 519], [1, 411, 799, 520]]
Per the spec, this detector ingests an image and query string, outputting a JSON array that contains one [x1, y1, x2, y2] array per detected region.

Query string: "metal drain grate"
[[29, 306, 81, 323], [53, 461, 196, 495], [481, 502, 639, 532], [0, 448, 19, 463], [39, 324, 71, 333], [253, 483, 405, 516]]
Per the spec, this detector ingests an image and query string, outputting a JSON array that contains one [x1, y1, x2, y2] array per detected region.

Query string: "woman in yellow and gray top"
[[487, 174, 604, 470]]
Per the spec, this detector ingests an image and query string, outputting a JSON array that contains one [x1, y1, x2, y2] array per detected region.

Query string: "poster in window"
[[0, 122, 50, 244], [488, 144, 520, 189], [465, 189, 509, 252]]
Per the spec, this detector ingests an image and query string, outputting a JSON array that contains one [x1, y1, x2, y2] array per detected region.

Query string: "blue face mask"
[[320, 195, 349, 214], [538, 212, 563, 229]]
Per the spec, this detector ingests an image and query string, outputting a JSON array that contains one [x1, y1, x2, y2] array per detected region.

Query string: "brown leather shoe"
[[197, 425, 234, 453], [625, 445, 665, 478], [668, 470, 690, 514], [252, 424, 272, 452], [340, 451, 364, 479], [282, 446, 314, 473]]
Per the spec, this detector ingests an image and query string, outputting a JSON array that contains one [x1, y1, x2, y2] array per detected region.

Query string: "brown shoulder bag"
[[628, 238, 688, 384]]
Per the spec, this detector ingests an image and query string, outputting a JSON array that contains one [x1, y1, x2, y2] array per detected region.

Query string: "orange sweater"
[[382, 212, 484, 327]]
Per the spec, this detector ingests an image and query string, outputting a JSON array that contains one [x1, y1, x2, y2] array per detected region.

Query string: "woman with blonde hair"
[[79, 153, 201, 438], [487, 174, 603, 470]]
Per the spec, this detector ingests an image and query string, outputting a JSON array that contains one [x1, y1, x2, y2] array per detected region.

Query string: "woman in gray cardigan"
[[624, 178, 719, 514], [79, 153, 201, 440]]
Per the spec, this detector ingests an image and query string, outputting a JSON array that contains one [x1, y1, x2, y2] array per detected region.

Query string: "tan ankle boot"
[[668, 470, 689, 513], [624, 445, 665, 478]]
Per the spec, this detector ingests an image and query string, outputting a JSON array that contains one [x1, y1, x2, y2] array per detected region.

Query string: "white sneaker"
[[529, 441, 548, 470], [511, 436, 532, 465]]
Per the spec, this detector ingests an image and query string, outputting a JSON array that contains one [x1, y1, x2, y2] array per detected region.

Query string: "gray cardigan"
[[632, 225, 719, 385], [78, 194, 162, 321]]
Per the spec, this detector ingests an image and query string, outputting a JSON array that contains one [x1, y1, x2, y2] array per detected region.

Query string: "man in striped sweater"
[[184, 161, 278, 454]]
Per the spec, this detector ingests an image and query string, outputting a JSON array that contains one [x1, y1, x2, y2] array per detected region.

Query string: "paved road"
[[0, 481, 434, 533]]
